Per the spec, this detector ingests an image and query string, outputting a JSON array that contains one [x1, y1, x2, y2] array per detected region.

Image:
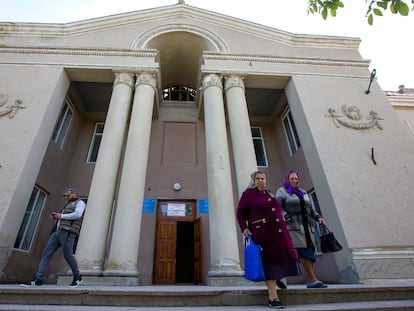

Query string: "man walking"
[[21, 187, 86, 287]]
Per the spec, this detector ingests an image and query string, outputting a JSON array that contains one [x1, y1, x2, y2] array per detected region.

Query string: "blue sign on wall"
[[198, 198, 208, 215], [143, 198, 156, 214]]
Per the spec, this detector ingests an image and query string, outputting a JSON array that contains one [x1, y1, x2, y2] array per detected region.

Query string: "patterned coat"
[[275, 186, 321, 249]]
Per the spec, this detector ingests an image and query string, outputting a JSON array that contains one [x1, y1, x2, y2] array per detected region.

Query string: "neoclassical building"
[[0, 2, 413, 285]]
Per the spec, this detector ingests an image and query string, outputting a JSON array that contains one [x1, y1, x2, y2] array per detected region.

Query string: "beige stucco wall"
[[0, 65, 70, 266], [392, 105, 414, 142], [286, 75, 414, 281]]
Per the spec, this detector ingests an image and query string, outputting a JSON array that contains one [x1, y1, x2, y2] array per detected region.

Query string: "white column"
[[224, 75, 257, 198], [202, 74, 243, 281], [104, 72, 156, 277], [76, 72, 135, 275]]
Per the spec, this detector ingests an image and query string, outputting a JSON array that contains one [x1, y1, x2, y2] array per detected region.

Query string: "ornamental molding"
[[0, 93, 25, 119], [135, 72, 157, 89], [132, 23, 230, 53], [114, 72, 135, 89], [0, 47, 158, 58], [224, 75, 245, 91], [326, 104, 383, 130], [202, 52, 369, 69], [201, 74, 223, 90]]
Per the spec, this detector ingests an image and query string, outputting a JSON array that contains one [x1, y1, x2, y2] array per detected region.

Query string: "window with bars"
[[281, 107, 301, 155], [162, 85, 196, 101], [87, 122, 104, 163], [52, 98, 74, 150], [251, 127, 268, 167], [14, 186, 47, 252]]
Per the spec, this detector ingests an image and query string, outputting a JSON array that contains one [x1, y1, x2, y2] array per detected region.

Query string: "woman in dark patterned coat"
[[276, 170, 327, 289], [237, 171, 302, 309]]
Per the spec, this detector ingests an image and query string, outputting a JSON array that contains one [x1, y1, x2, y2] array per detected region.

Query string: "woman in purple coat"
[[237, 171, 302, 309]]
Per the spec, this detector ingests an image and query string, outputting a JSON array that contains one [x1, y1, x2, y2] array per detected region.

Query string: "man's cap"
[[61, 187, 76, 196]]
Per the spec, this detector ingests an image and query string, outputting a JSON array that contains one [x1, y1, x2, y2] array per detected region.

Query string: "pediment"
[[0, 3, 359, 52], [0, 3, 363, 120]]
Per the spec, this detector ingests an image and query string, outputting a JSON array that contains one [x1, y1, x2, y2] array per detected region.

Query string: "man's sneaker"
[[20, 278, 43, 287], [69, 275, 82, 287], [268, 298, 284, 309]]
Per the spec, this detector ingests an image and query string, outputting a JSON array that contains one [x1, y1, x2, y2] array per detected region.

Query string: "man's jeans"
[[36, 229, 80, 280]]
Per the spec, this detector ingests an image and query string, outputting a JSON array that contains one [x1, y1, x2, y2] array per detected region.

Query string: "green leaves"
[[308, 0, 344, 19], [308, 0, 413, 25], [366, 0, 412, 24]]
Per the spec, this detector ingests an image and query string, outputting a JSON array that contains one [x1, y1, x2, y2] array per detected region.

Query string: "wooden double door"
[[154, 200, 202, 284]]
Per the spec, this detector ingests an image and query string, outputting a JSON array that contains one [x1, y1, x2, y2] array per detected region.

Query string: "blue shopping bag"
[[244, 235, 265, 282]]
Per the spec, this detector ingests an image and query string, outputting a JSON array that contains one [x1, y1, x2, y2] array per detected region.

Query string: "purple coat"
[[237, 187, 298, 263]]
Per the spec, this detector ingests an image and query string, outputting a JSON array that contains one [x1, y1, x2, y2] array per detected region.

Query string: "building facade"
[[0, 3, 413, 285]]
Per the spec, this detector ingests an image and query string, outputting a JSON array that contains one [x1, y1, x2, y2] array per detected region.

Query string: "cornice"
[[387, 95, 414, 108], [0, 4, 360, 50], [0, 46, 158, 58], [202, 52, 369, 68]]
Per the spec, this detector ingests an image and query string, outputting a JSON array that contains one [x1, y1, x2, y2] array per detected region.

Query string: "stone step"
[[1, 283, 413, 309], [0, 301, 414, 311]]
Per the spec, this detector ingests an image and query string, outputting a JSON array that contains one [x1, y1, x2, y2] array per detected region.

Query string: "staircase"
[[1, 283, 414, 310]]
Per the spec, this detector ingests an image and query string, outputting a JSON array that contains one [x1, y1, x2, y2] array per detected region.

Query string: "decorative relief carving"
[[353, 247, 414, 280], [326, 104, 383, 130], [224, 75, 245, 91], [0, 93, 26, 119], [135, 72, 156, 89], [202, 74, 223, 90], [114, 72, 135, 89]]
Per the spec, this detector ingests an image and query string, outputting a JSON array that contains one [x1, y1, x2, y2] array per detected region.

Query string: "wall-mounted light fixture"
[[173, 183, 182, 191], [365, 69, 377, 94]]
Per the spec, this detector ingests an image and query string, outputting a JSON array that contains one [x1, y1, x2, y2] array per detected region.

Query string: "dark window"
[[281, 107, 301, 155], [52, 98, 73, 149], [251, 127, 268, 167], [14, 186, 47, 251], [162, 85, 196, 101], [87, 123, 104, 163]]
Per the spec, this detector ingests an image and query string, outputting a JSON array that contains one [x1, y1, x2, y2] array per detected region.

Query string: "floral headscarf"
[[283, 170, 304, 199]]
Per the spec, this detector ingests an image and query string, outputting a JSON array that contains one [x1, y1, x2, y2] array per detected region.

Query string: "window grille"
[[162, 85, 196, 101]]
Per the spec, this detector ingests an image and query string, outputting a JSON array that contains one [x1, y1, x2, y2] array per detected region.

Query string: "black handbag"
[[319, 225, 343, 253], [244, 236, 265, 282]]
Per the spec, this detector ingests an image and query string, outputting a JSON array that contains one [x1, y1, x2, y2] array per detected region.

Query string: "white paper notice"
[[167, 203, 186, 216]]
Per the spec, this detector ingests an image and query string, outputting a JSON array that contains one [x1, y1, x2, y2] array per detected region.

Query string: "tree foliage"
[[308, 0, 414, 25]]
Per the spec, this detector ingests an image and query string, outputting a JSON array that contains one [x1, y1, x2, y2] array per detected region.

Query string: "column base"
[[57, 275, 139, 286], [103, 268, 139, 277], [208, 275, 259, 286], [207, 269, 246, 286], [78, 260, 104, 276], [352, 247, 414, 283]]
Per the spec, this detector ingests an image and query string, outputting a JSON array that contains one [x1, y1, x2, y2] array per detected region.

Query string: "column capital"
[[114, 72, 135, 89], [224, 75, 245, 92], [202, 74, 223, 90], [135, 72, 157, 89]]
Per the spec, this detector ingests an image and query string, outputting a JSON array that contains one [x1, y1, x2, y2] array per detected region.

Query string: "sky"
[[1, 0, 413, 91]]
